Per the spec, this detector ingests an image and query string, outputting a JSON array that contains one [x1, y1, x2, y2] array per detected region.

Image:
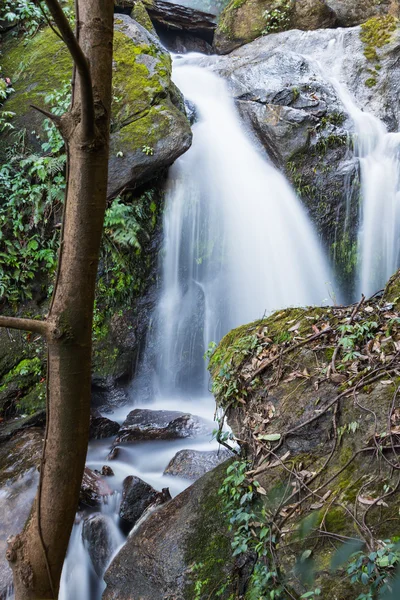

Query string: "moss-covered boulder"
[[206, 271, 400, 597], [2, 14, 192, 197], [214, 0, 336, 54]]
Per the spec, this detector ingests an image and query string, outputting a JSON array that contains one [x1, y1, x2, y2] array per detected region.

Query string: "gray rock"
[[119, 475, 158, 524], [164, 448, 233, 480], [115, 409, 213, 443], [89, 416, 121, 440], [327, 0, 399, 27], [103, 461, 242, 600], [82, 514, 116, 577]]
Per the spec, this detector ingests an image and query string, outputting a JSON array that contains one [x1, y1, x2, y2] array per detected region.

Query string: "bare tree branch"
[[30, 103, 62, 125], [0, 316, 49, 337], [42, 0, 95, 139]]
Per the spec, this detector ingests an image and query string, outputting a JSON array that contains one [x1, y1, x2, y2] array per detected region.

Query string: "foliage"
[[263, 0, 292, 34], [0, 73, 15, 133], [0, 85, 70, 305], [338, 320, 378, 362], [345, 541, 400, 599], [0, 0, 74, 36]]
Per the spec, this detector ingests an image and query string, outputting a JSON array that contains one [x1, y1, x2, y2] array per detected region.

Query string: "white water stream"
[[297, 31, 400, 298], [57, 55, 334, 599]]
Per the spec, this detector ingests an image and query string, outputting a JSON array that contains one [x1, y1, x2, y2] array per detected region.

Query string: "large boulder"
[[0, 429, 42, 598], [214, 0, 336, 54], [103, 461, 249, 600], [89, 415, 121, 440], [115, 409, 213, 442], [1, 14, 192, 198], [205, 275, 400, 597], [164, 448, 233, 480], [327, 0, 400, 27]]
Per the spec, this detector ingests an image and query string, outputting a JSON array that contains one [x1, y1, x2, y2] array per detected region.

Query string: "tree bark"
[[4, 1, 114, 598]]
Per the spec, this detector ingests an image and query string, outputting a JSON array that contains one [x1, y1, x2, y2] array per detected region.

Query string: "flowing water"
[[39, 55, 335, 599], [295, 31, 400, 299]]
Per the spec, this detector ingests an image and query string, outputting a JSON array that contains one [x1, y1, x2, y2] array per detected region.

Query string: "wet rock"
[[0, 429, 42, 597], [119, 475, 158, 524], [80, 467, 113, 508], [82, 514, 116, 577], [147, 0, 216, 39], [102, 465, 115, 477], [164, 447, 233, 480], [89, 416, 120, 440], [103, 462, 237, 600], [107, 447, 120, 461], [116, 409, 212, 443]]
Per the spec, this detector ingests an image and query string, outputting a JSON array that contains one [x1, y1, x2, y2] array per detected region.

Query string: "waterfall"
[[152, 57, 334, 396], [301, 33, 400, 299]]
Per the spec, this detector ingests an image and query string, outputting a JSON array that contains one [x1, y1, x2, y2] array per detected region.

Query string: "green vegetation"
[[263, 0, 292, 34], [360, 15, 398, 88], [0, 85, 69, 305]]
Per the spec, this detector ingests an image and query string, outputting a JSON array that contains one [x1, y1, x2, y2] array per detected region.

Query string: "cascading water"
[[56, 54, 335, 600], [298, 32, 400, 299], [153, 56, 334, 396]]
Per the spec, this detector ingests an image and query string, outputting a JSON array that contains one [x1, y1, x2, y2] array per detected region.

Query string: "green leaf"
[[257, 433, 281, 441]]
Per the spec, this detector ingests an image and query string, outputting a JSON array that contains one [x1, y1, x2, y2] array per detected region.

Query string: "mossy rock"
[[214, 0, 335, 54], [1, 14, 191, 197], [208, 271, 400, 597], [130, 0, 156, 33]]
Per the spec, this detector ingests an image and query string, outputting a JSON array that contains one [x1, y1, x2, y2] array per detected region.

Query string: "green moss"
[[360, 15, 398, 87], [2, 28, 71, 118], [112, 31, 171, 128], [131, 1, 155, 32]]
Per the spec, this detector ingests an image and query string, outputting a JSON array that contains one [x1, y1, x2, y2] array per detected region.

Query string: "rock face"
[[103, 461, 240, 600], [0, 429, 42, 598], [327, 0, 399, 26], [164, 447, 233, 480], [214, 0, 336, 54], [119, 475, 158, 524], [1, 14, 192, 198], [82, 514, 117, 577], [115, 409, 212, 442]]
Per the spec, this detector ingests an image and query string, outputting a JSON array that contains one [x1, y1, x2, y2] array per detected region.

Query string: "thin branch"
[[34, 0, 63, 40], [30, 104, 62, 125], [0, 316, 48, 337], [42, 0, 95, 139]]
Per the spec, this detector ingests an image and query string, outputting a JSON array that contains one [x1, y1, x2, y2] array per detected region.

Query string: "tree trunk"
[[2, 1, 114, 598]]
